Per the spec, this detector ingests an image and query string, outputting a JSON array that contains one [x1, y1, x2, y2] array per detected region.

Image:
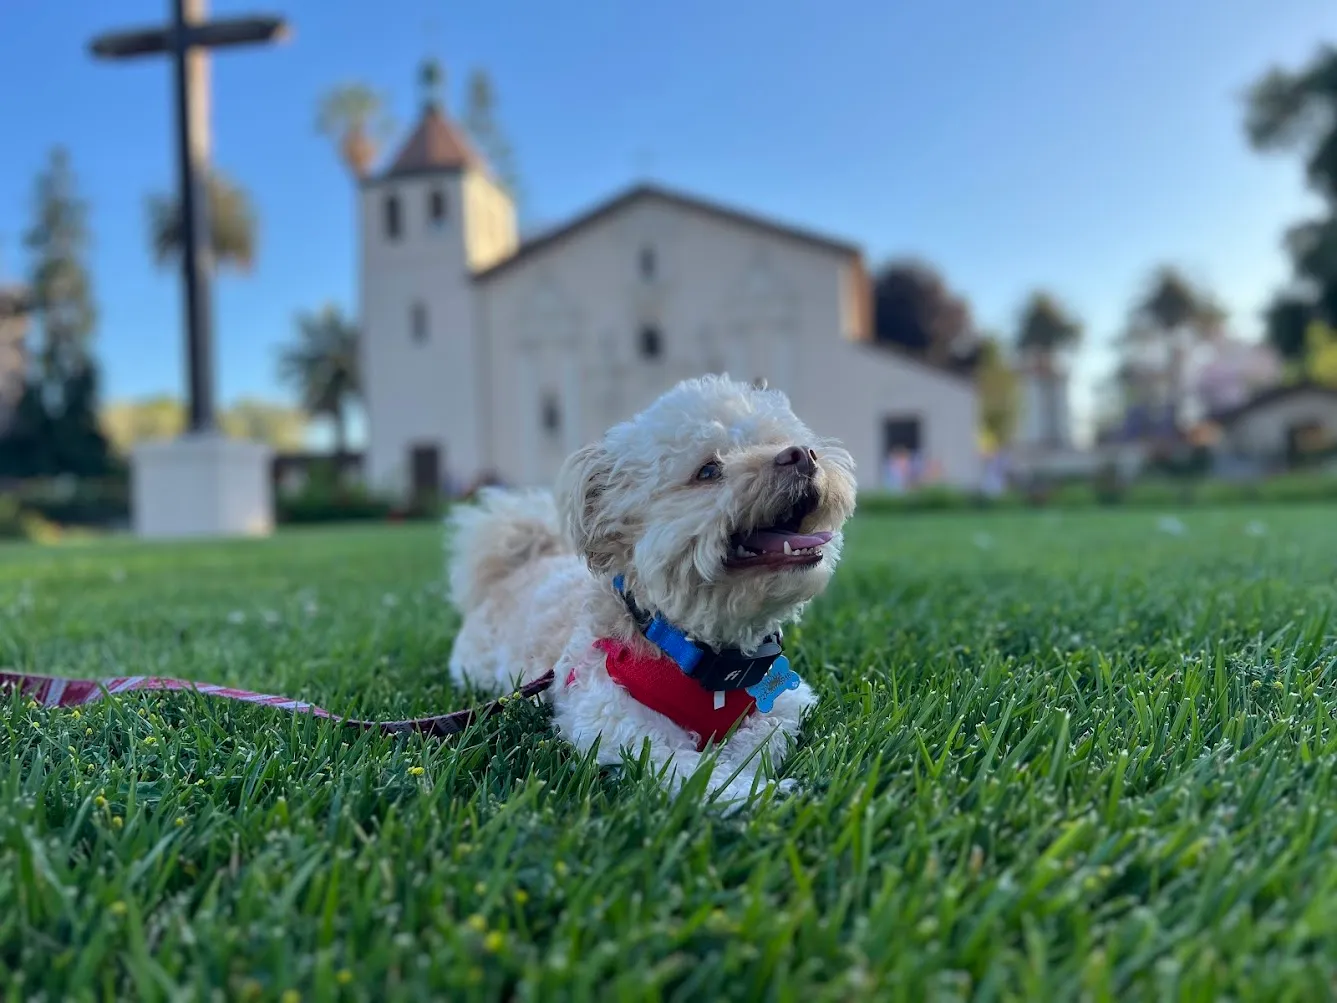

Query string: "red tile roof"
[[381, 104, 484, 179]]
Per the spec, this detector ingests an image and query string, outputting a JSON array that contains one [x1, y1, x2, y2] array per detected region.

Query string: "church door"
[[409, 443, 442, 502]]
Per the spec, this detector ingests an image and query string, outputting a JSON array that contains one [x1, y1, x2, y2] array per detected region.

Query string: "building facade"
[[359, 69, 980, 497]]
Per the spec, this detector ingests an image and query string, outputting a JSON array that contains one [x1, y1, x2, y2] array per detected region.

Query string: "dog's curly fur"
[[446, 375, 857, 804]]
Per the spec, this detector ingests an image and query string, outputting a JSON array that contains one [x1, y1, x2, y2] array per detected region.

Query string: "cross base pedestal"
[[131, 433, 274, 540]]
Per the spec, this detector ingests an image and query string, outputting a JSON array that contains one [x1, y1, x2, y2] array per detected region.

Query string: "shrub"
[[277, 484, 394, 525], [852, 469, 1337, 517], [0, 495, 60, 543], [11, 476, 129, 527]]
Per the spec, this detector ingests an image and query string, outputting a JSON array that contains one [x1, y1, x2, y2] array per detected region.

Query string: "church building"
[[358, 68, 979, 497]]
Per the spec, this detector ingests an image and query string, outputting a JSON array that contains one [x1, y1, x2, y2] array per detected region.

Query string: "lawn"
[[3, 506, 1337, 1001]]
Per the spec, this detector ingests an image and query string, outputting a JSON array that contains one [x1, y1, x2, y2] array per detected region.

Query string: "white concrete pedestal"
[[131, 434, 274, 540]]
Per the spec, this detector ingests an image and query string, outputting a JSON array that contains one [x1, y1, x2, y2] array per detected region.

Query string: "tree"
[[1246, 45, 1337, 353], [1017, 290, 1082, 359], [1304, 319, 1337, 388], [462, 68, 524, 212], [100, 395, 185, 454], [49, 364, 113, 475], [278, 304, 360, 456], [1127, 266, 1219, 427], [973, 336, 1020, 447], [102, 395, 307, 454], [1262, 292, 1315, 363], [871, 259, 976, 368], [1137, 266, 1203, 334], [316, 83, 396, 180], [24, 147, 96, 392], [0, 147, 111, 478], [1016, 291, 1083, 449], [1280, 215, 1337, 321], [1246, 46, 1337, 201], [219, 397, 306, 450], [146, 169, 257, 271], [0, 384, 53, 478]]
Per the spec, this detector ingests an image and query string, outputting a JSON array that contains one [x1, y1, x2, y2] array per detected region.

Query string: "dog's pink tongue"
[[740, 530, 833, 553]]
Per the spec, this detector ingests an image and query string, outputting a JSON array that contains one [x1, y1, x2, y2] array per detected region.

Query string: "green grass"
[[3, 506, 1337, 1001]]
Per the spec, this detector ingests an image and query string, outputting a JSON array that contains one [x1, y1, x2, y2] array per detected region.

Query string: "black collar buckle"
[[613, 575, 785, 692]]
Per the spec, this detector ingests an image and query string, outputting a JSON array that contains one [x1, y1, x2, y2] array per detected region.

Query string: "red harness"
[[578, 638, 757, 751]]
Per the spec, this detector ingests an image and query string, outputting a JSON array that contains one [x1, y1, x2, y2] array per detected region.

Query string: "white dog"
[[446, 375, 857, 804]]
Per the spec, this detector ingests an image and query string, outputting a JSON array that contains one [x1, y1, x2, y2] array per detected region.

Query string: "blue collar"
[[611, 574, 792, 696]]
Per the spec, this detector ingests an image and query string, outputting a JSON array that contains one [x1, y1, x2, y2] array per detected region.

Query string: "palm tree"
[[1017, 291, 1082, 359], [146, 169, 256, 271], [974, 335, 1020, 447], [278, 304, 360, 456], [316, 83, 396, 180], [1016, 291, 1083, 448], [1131, 266, 1217, 428]]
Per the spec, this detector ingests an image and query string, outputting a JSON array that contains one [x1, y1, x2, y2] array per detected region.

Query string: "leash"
[[0, 669, 556, 738]]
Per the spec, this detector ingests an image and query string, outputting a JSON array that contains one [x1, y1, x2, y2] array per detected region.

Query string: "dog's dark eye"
[[696, 461, 723, 482]]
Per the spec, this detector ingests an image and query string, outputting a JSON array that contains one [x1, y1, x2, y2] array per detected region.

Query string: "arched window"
[[639, 324, 663, 360], [411, 302, 429, 343], [384, 194, 402, 241], [541, 393, 561, 435], [428, 188, 448, 229]]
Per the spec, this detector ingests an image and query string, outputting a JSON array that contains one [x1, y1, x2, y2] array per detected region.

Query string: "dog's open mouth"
[[724, 487, 832, 570]]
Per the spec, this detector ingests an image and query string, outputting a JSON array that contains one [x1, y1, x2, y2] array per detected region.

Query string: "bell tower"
[[358, 59, 518, 498]]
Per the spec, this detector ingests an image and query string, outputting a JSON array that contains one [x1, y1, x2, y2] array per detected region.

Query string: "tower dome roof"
[[379, 58, 486, 179]]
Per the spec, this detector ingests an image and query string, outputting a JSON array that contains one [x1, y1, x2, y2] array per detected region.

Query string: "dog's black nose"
[[774, 446, 817, 476]]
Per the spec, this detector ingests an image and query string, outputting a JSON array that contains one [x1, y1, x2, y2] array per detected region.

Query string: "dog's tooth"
[[736, 544, 748, 558], [783, 540, 793, 556]]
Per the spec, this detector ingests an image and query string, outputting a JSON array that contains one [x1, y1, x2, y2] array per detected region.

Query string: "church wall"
[[475, 192, 980, 490], [463, 172, 519, 272], [360, 172, 484, 495], [791, 328, 982, 488]]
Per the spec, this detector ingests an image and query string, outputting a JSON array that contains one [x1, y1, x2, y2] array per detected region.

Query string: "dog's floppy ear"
[[555, 439, 621, 574]]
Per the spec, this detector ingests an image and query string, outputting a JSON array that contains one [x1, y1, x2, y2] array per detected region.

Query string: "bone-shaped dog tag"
[[746, 656, 802, 713]]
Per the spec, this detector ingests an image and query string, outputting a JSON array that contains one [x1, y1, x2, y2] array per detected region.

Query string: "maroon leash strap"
[[0, 669, 557, 738]]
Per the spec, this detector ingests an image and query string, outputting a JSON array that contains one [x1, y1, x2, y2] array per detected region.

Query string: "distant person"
[[884, 448, 910, 493], [981, 450, 1006, 498]]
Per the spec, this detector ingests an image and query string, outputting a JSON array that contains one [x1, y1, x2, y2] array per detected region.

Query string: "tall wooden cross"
[[89, 0, 289, 433]]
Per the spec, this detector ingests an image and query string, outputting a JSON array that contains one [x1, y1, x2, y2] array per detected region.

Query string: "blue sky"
[[0, 0, 1333, 443]]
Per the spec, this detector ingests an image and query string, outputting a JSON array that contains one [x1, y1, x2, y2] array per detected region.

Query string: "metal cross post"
[[89, 1, 289, 433]]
